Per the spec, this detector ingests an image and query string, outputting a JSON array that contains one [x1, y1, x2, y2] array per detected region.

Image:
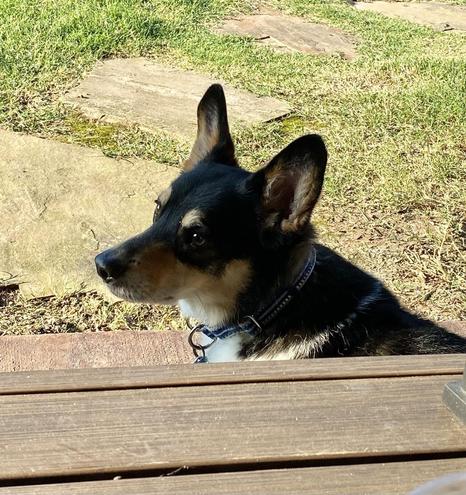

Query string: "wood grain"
[[0, 375, 465, 480], [1, 354, 464, 395], [2, 459, 466, 495]]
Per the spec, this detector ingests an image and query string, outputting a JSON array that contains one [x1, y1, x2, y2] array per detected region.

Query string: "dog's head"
[[95, 84, 327, 323]]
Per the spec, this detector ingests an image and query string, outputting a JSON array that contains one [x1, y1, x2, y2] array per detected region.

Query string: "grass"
[[0, 0, 465, 334]]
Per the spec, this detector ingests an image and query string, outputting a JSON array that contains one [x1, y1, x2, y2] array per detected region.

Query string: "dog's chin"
[[105, 282, 176, 305]]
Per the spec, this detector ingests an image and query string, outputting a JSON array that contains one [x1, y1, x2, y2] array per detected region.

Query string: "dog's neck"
[[178, 295, 236, 328], [178, 240, 314, 327]]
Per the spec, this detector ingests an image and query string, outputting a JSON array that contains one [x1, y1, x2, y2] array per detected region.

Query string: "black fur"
[[238, 244, 466, 357]]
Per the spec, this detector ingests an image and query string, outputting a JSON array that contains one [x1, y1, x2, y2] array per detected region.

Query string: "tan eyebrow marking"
[[181, 208, 204, 228]]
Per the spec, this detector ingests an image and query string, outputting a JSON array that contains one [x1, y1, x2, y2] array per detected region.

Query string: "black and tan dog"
[[95, 84, 466, 362]]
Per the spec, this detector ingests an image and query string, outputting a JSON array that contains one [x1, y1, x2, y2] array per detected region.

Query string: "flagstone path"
[[216, 13, 357, 58], [354, 2, 466, 32], [0, 130, 179, 298], [63, 58, 291, 138]]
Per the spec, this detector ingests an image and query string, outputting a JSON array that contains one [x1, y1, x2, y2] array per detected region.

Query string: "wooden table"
[[0, 354, 465, 494]]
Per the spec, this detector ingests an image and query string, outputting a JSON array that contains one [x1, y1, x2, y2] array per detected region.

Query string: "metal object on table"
[[443, 362, 466, 425], [410, 472, 466, 495]]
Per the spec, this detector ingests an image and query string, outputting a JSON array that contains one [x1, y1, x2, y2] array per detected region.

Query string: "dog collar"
[[188, 246, 317, 363]]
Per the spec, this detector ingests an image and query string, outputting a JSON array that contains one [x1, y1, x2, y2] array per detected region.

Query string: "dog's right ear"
[[250, 134, 327, 236], [183, 84, 237, 171]]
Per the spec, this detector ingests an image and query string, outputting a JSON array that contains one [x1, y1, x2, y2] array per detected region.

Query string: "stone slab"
[[0, 130, 179, 298], [62, 58, 291, 138], [216, 13, 357, 59], [355, 2, 466, 32], [0, 331, 192, 372]]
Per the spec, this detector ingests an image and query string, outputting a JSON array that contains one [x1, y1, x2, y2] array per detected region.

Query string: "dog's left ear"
[[252, 134, 327, 234], [183, 84, 237, 170]]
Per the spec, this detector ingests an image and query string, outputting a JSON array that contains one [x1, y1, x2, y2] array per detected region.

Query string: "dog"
[[95, 84, 466, 362]]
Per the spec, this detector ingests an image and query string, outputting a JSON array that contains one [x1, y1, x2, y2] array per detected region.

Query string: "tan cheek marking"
[[221, 259, 251, 293], [195, 259, 252, 306], [136, 245, 251, 314], [138, 246, 180, 291], [136, 244, 215, 294], [181, 208, 203, 228]]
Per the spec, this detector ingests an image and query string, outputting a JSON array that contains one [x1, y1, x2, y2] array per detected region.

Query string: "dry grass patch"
[[0, 286, 185, 336]]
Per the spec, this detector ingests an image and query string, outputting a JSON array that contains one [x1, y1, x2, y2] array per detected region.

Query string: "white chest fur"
[[199, 332, 243, 363]]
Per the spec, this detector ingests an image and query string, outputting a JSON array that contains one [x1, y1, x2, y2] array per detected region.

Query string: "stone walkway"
[[355, 2, 466, 32], [63, 58, 290, 138], [0, 130, 179, 298], [216, 13, 357, 59]]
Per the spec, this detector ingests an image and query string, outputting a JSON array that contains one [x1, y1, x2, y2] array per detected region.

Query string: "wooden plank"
[[2, 459, 466, 495], [1, 354, 464, 395], [0, 375, 465, 480]]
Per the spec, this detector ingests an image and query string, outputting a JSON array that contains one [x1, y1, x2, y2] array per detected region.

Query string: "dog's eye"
[[153, 199, 161, 222], [187, 229, 206, 248], [190, 232, 206, 247]]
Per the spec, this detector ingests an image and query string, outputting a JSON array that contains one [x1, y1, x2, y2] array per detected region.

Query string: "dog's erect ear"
[[252, 134, 327, 234], [183, 84, 237, 171]]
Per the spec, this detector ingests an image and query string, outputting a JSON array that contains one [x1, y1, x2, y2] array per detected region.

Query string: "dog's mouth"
[[105, 280, 177, 305]]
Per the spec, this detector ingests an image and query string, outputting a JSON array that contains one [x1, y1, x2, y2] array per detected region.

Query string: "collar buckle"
[[188, 324, 217, 361]]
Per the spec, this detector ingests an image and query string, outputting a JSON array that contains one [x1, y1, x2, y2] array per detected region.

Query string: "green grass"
[[0, 0, 465, 329]]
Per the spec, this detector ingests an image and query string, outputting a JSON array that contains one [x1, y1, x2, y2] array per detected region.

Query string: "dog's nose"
[[95, 251, 127, 282]]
